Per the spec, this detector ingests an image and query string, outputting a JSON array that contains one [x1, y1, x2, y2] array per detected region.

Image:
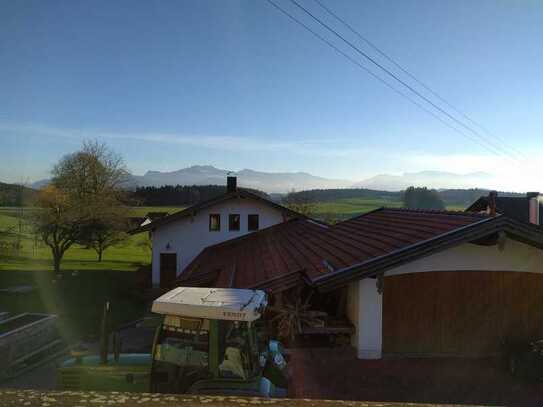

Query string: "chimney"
[[227, 176, 237, 193], [528, 192, 540, 225], [488, 191, 497, 217]]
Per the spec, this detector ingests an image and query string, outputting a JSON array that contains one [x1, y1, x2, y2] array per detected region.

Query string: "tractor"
[[57, 287, 288, 397]]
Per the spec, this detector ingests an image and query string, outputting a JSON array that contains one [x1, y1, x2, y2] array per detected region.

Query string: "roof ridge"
[[381, 207, 491, 217], [334, 207, 385, 225]]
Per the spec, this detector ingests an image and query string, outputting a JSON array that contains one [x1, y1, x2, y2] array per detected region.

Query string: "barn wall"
[[351, 238, 543, 358], [383, 271, 543, 356], [151, 199, 285, 286], [384, 238, 543, 278]]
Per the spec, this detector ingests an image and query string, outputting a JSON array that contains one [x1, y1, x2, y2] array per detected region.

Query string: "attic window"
[[248, 214, 259, 231], [229, 214, 240, 231], [209, 214, 220, 231]]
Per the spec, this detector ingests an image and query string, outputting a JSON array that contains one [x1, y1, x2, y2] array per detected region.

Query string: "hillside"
[[0, 182, 37, 206], [284, 187, 523, 212]]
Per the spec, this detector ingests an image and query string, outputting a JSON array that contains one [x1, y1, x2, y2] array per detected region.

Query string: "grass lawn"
[[0, 206, 189, 273]]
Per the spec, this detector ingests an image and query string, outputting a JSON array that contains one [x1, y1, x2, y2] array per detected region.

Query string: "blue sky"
[[1, 0, 542, 190]]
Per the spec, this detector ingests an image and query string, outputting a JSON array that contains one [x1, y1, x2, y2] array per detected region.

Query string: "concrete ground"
[[0, 389, 483, 407], [287, 347, 543, 406]]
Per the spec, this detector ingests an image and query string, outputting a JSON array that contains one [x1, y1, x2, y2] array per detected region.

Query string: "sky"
[[1, 0, 542, 191]]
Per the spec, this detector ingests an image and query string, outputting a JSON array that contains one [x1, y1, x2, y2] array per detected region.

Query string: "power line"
[[284, 0, 522, 164], [264, 0, 514, 159], [311, 0, 527, 160]]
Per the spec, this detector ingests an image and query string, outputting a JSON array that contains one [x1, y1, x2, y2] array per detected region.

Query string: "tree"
[[52, 140, 128, 202], [32, 185, 82, 273], [282, 190, 315, 217], [78, 214, 128, 262], [32, 141, 129, 272], [403, 186, 446, 210]]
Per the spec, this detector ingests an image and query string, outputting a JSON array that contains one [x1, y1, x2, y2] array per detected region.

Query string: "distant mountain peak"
[[131, 165, 350, 193]]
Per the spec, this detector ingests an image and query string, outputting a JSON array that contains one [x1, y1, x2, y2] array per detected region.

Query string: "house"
[[178, 207, 543, 360], [467, 191, 543, 225], [132, 176, 302, 287]]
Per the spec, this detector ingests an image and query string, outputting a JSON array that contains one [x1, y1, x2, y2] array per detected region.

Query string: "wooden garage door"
[[383, 271, 543, 356]]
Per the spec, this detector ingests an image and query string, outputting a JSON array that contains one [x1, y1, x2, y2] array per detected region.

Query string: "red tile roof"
[[177, 208, 495, 293]]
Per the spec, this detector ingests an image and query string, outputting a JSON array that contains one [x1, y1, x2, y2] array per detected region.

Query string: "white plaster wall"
[[384, 238, 543, 277], [357, 278, 383, 359], [151, 198, 285, 286]]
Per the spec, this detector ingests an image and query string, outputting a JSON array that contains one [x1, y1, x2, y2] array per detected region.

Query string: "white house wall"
[[151, 198, 285, 286]]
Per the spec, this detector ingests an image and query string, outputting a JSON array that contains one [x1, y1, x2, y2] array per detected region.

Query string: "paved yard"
[[287, 347, 543, 406]]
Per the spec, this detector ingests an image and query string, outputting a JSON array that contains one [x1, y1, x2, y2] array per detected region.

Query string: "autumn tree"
[[33, 141, 129, 271]]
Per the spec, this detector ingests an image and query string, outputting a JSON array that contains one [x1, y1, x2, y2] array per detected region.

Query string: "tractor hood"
[[152, 287, 267, 322]]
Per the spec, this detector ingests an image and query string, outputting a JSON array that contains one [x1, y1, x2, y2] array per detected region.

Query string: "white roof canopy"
[[151, 287, 267, 322]]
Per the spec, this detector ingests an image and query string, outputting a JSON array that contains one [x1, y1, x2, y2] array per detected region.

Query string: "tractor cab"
[[57, 287, 288, 397]]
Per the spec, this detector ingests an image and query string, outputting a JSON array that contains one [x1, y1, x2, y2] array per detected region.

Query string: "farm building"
[[132, 176, 302, 287], [467, 191, 543, 225], [178, 207, 543, 359]]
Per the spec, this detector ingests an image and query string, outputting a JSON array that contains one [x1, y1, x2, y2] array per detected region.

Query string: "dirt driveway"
[[287, 347, 543, 406]]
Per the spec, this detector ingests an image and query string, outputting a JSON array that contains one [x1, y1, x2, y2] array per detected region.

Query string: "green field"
[[0, 206, 187, 273], [311, 197, 403, 222]]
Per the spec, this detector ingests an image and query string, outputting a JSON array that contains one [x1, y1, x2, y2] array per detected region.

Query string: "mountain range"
[[354, 171, 495, 191], [29, 165, 497, 193]]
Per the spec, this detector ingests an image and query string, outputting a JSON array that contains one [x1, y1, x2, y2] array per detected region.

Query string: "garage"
[[383, 271, 543, 356]]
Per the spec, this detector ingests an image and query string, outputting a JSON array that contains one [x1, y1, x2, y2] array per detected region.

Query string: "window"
[[248, 214, 259, 231], [229, 214, 240, 231], [209, 214, 220, 231]]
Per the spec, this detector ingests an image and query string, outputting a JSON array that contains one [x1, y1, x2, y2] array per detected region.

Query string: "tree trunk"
[[53, 251, 62, 274], [98, 248, 103, 262]]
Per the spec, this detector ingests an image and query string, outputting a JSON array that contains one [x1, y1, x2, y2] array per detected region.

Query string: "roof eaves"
[[313, 214, 502, 292]]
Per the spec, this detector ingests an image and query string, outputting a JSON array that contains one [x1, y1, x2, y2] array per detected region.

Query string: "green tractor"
[[58, 287, 288, 397]]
